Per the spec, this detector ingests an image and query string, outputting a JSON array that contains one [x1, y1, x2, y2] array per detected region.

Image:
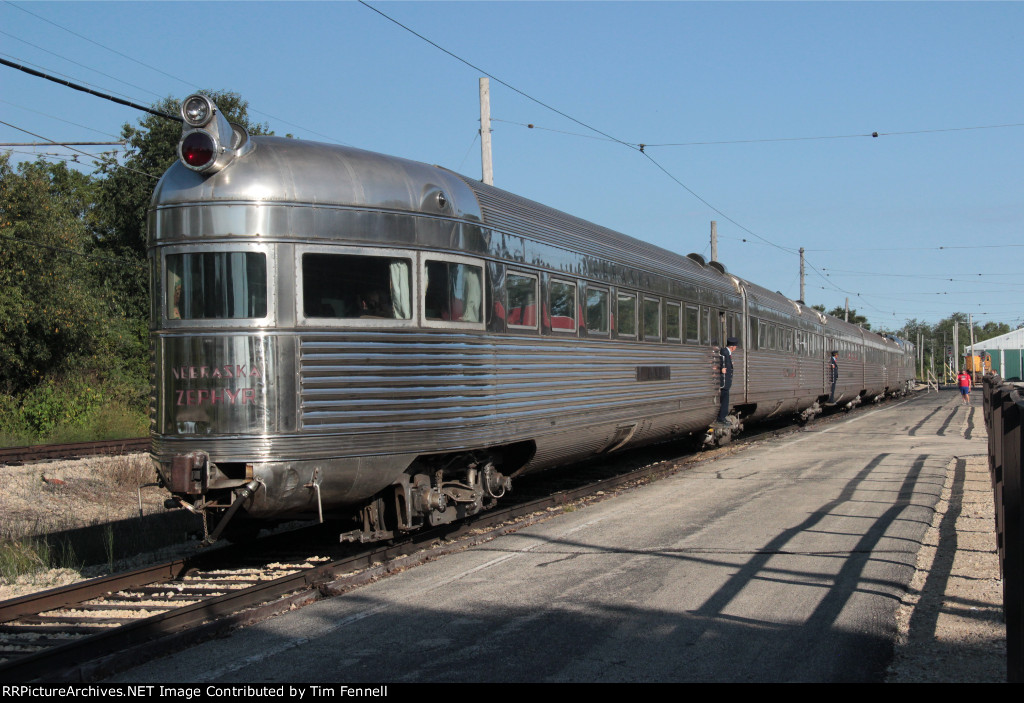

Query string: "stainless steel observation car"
[[149, 95, 916, 541]]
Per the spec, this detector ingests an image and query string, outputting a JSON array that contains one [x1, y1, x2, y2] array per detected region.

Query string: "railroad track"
[[0, 438, 150, 466], [0, 434, 724, 683], [0, 397, 904, 683]]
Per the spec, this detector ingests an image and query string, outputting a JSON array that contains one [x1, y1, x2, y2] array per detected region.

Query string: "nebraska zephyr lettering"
[[171, 364, 262, 380], [175, 388, 258, 406]]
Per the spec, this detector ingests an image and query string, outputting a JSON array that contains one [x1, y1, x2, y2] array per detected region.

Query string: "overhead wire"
[[493, 116, 1024, 149], [0, 98, 122, 139], [0, 56, 182, 122], [4, 0, 194, 89], [3, 1, 350, 146], [808, 243, 1024, 252], [0, 119, 159, 179], [641, 121, 1024, 147], [0, 28, 165, 100], [3, 148, 86, 164], [357, 0, 638, 152], [357, 0, 800, 259], [490, 118, 621, 144], [456, 131, 480, 173]]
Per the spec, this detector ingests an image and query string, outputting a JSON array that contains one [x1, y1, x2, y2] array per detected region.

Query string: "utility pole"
[[921, 332, 926, 380], [954, 321, 959, 374], [930, 338, 935, 381], [942, 331, 947, 383], [799, 247, 805, 303], [710, 221, 718, 262], [969, 313, 978, 385], [845, 298, 849, 322], [479, 77, 493, 185]]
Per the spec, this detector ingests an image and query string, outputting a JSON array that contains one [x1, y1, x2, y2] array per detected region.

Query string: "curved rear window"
[[166, 252, 267, 319]]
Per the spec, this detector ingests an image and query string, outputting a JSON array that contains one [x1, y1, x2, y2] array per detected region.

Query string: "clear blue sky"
[[2, 1, 1021, 330]]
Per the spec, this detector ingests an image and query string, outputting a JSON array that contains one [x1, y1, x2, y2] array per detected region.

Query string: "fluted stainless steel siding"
[[297, 330, 719, 466]]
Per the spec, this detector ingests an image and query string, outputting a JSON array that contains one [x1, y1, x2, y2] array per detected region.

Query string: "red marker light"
[[181, 132, 216, 169]]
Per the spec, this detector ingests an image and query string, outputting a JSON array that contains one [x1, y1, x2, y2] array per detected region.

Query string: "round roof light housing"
[[182, 94, 214, 127], [179, 130, 219, 171], [176, 95, 252, 174]]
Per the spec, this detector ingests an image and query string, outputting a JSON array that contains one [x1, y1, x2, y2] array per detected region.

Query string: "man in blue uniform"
[[714, 337, 740, 428], [828, 350, 839, 403]]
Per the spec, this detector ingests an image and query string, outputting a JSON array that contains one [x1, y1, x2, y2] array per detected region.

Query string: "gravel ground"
[[886, 454, 1007, 682]]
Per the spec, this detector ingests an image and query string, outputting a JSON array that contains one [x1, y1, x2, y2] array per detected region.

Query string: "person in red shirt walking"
[[956, 369, 972, 404]]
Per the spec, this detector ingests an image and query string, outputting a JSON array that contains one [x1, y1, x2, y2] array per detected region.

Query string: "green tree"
[[0, 155, 104, 393], [810, 303, 872, 329], [979, 321, 1011, 342]]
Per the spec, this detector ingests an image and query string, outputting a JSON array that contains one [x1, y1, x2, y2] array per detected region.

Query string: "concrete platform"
[[109, 390, 993, 683]]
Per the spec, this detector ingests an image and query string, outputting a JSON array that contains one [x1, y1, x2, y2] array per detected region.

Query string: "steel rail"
[[0, 438, 150, 466]]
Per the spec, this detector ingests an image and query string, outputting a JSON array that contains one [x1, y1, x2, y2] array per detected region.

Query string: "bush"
[[0, 373, 148, 447]]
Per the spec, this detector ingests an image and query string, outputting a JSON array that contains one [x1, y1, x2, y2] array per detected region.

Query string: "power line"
[[0, 51, 160, 112], [0, 119, 159, 179], [0, 97, 121, 138], [490, 118, 621, 144], [4, 0, 195, 89], [1, 141, 123, 147], [456, 130, 480, 173], [820, 268, 1024, 283], [495, 115, 1024, 150], [359, 1, 637, 152], [639, 150, 798, 255], [0, 28, 165, 100], [0, 56, 181, 122], [642, 122, 1024, 147], [807, 243, 1024, 252], [3, 6, 348, 146], [358, 1, 802, 258], [3, 148, 87, 165], [0, 118, 118, 162]]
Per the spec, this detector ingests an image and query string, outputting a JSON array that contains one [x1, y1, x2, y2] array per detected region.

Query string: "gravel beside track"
[[886, 453, 1006, 682]]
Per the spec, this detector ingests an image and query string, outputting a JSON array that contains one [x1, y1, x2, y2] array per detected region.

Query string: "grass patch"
[[0, 539, 49, 581], [0, 536, 81, 581], [97, 454, 154, 489], [0, 385, 148, 448]]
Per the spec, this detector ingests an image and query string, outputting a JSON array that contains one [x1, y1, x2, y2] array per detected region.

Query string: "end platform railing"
[[983, 374, 1024, 682]]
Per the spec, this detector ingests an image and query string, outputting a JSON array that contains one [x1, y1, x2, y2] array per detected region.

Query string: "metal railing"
[[983, 374, 1024, 682]]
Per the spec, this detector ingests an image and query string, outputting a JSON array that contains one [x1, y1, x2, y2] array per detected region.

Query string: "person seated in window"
[[359, 290, 390, 318], [170, 283, 183, 319]]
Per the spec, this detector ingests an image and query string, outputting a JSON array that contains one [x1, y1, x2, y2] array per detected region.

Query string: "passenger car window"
[[685, 304, 699, 344], [166, 252, 267, 319], [617, 292, 637, 337], [425, 260, 483, 323], [507, 272, 538, 328], [643, 297, 661, 341], [549, 280, 577, 332], [302, 253, 412, 319], [586, 287, 609, 335], [665, 301, 681, 342]]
